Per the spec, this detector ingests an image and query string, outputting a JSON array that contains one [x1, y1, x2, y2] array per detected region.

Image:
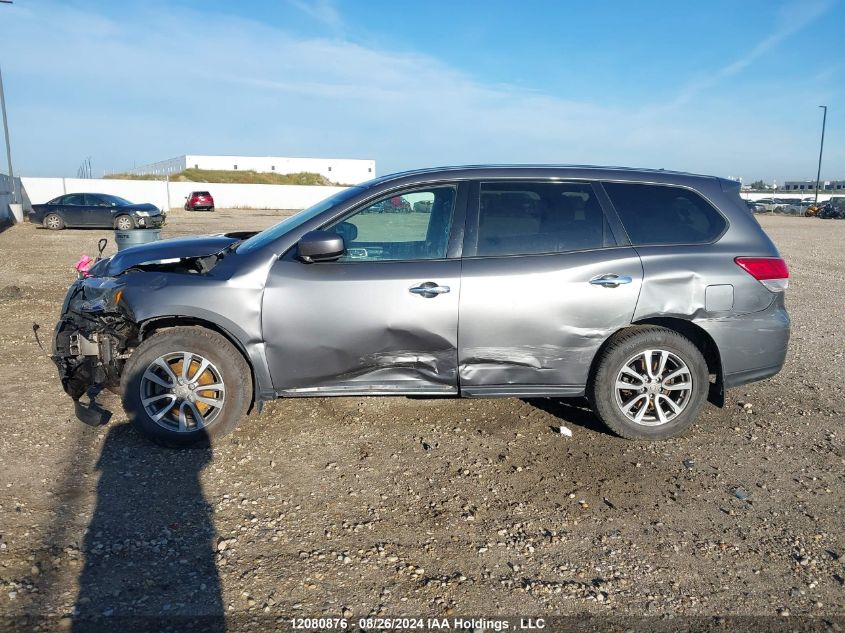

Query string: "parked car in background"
[[754, 197, 777, 212], [185, 191, 215, 212], [775, 199, 804, 215], [29, 193, 165, 230], [368, 195, 412, 213], [51, 165, 790, 447], [744, 200, 765, 213]]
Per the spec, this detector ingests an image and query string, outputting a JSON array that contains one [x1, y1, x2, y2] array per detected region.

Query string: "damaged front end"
[[45, 233, 255, 426], [50, 277, 139, 426]]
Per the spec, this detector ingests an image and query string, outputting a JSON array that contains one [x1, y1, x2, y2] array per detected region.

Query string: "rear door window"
[[84, 194, 108, 206], [474, 182, 614, 256], [603, 182, 726, 245], [63, 194, 85, 206]]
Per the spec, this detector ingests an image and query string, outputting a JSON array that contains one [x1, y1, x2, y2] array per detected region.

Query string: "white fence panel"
[[20, 177, 348, 211]]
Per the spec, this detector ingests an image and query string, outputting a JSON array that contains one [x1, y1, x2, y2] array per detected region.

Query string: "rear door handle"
[[590, 274, 632, 288], [410, 282, 450, 297]]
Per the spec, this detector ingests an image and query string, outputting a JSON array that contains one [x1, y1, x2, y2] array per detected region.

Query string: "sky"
[[0, 0, 842, 182]]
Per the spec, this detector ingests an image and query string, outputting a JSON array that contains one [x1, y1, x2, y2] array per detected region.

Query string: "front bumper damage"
[[50, 279, 139, 425]]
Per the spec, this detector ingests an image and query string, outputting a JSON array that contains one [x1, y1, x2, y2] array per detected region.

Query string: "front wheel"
[[121, 327, 252, 447], [114, 215, 134, 230], [588, 326, 709, 440]]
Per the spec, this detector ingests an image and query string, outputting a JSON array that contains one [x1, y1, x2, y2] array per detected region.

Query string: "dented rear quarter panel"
[[629, 182, 789, 379]]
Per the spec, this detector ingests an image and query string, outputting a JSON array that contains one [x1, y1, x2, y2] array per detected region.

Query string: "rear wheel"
[[588, 326, 709, 440], [121, 327, 252, 447], [44, 213, 64, 230], [115, 215, 134, 230]]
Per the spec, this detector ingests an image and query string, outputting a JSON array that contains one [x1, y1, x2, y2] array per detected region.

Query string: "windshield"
[[99, 194, 133, 206], [237, 187, 365, 254]]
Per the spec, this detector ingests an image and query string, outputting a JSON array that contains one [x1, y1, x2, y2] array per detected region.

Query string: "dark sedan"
[[30, 193, 166, 230]]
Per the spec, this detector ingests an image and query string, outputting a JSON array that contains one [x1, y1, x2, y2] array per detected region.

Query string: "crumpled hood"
[[96, 233, 253, 276], [123, 202, 162, 213]]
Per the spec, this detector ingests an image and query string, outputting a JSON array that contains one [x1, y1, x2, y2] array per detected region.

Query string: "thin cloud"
[[660, 0, 834, 111], [286, 0, 342, 30]]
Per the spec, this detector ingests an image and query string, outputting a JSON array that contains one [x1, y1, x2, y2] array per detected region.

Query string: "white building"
[[783, 179, 845, 192], [124, 154, 376, 184]]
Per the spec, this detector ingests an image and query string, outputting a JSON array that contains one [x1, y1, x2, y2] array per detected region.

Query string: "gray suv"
[[51, 166, 790, 446]]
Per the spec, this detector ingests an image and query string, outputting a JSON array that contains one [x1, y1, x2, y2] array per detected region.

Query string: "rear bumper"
[[697, 294, 790, 390], [723, 363, 784, 389]]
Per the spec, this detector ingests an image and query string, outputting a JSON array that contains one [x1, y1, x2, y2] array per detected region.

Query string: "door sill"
[[278, 384, 457, 397], [461, 385, 584, 398]]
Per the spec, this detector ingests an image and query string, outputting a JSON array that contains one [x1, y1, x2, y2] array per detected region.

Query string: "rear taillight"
[[735, 257, 789, 292]]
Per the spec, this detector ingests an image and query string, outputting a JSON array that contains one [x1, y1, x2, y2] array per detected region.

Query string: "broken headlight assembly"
[[76, 287, 124, 314]]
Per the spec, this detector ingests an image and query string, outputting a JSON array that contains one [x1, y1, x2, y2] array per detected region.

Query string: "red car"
[[184, 191, 215, 212]]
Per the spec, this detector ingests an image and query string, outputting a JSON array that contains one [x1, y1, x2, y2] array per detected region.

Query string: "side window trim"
[[462, 179, 620, 259], [445, 181, 469, 259], [593, 182, 631, 246], [462, 180, 481, 258]]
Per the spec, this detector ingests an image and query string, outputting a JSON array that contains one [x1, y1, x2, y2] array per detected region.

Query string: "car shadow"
[[71, 423, 225, 633], [522, 396, 612, 436]]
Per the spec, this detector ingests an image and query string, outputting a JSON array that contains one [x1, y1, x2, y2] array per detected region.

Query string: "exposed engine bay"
[[53, 279, 138, 425]]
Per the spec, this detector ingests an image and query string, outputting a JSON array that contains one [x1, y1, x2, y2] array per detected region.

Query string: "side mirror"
[[297, 230, 345, 263]]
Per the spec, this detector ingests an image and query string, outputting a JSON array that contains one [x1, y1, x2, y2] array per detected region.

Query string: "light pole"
[[0, 1, 14, 204], [0, 64, 15, 204], [814, 106, 828, 208]]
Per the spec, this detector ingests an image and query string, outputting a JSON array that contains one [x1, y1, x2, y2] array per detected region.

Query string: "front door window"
[[324, 186, 456, 262]]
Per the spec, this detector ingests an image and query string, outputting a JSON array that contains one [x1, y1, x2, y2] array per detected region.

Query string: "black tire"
[[587, 326, 709, 440], [114, 215, 135, 230], [44, 213, 64, 230], [121, 326, 252, 447]]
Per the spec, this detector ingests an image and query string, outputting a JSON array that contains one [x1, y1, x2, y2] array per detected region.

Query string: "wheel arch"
[[589, 317, 725, 407], [43, 211, 65, 228], [138, 316, 263, 413]]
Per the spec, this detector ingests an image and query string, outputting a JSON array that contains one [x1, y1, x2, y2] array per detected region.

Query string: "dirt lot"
[[0, 210, 843, 630]]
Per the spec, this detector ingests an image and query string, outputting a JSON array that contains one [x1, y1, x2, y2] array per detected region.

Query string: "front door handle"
[[410, 282, 450, 298], [590, 274, 633, 288]]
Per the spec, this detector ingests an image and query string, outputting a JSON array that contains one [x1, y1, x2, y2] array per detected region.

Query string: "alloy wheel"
[[139, 351, 226, 433], [613, 349, 693, 426]]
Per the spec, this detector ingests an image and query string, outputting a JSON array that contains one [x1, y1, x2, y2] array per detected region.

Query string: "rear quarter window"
[[603, 182, 726, 245]]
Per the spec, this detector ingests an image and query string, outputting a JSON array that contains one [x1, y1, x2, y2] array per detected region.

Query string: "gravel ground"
[[0, 210, 842, 631]]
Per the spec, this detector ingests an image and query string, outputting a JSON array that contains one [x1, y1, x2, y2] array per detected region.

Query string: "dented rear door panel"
[[458, 248, 643, 392]]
